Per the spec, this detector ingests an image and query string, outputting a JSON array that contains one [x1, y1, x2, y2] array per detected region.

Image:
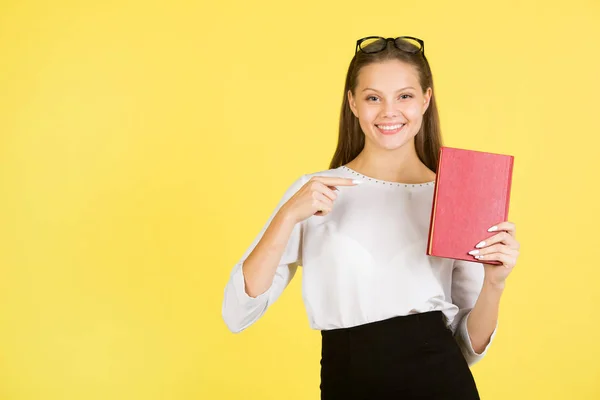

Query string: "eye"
[[366, 95, 379, 101], [399, 94, 413, 100]]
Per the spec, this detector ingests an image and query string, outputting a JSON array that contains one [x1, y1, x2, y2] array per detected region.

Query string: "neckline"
[[339, 165, 435, 188]]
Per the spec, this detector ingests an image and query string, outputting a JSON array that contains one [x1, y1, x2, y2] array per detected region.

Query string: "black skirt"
[[320, 311, 480, 400]]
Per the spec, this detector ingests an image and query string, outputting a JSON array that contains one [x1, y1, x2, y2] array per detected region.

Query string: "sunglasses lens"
[[359, 38, 388, 53], [394, 37, 422, 53]]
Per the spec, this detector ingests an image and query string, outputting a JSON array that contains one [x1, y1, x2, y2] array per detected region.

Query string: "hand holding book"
[[469, 220, 520, 287]]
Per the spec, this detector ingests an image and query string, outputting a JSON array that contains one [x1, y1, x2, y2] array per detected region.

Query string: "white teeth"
[[377, 124, 404, 130]]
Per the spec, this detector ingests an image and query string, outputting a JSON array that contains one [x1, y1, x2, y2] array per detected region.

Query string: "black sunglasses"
[[355, 36, 425, 56]]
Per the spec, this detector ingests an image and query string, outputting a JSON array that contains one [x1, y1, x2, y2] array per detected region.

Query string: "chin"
[[370, 133, 414, 151], [383, 143, 409, 151]]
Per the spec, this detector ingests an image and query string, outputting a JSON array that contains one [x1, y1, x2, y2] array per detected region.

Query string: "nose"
[[381, 102, 399, 119]]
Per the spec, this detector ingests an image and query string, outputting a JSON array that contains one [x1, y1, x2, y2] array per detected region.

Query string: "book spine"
[[504, 156, 514, 220], [426, 147, 444, 255]]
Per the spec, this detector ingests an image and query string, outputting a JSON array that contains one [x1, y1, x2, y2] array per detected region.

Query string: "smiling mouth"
[[375, 123, 405, 134]]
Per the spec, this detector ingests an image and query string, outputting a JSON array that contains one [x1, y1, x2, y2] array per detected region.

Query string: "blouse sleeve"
[[450, 258, 499, 366], [221, 174, 308, 333]]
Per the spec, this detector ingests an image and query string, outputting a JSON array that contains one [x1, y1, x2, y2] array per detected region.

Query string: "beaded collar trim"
[[341, 166, 435, 187]]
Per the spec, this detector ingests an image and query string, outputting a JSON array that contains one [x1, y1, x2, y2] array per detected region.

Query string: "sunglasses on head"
[[355, 36, 425, 56]]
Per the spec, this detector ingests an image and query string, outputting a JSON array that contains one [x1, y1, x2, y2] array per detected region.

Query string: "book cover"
[[426, 146, 514, 265]]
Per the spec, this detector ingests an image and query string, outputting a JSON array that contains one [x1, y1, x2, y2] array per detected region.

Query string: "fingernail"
[[468, 250, 479, 255], [488, 226, 498, 232], [352, 179, 363, 185], [475, 255, 482, 259], [475, 241, 486, 248]]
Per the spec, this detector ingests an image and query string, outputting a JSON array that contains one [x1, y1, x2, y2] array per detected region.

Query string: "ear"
[[347, 89, 359, 118], [422, 87, 433, 114]]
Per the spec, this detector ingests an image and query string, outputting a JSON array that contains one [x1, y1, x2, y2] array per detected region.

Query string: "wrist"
[[483, 278, 506, 292], [276, 206, 298, 227]]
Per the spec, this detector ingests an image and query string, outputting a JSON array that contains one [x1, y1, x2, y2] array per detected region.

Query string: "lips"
[[375, 123, 405, 135]]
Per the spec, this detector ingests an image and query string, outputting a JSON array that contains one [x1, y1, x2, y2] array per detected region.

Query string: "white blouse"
[[222, 165, 497, 366]]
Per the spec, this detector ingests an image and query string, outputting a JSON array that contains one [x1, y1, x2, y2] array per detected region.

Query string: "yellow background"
[[1, 0, 599, 398]]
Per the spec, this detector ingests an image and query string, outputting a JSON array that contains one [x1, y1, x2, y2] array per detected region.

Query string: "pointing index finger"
[[311, 176, 363, 186]]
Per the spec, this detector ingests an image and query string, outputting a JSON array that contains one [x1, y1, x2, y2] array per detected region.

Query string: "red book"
[[426, 146, 514, 265]]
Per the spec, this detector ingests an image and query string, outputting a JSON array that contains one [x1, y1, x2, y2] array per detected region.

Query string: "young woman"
[[222, 36, 520, 399]]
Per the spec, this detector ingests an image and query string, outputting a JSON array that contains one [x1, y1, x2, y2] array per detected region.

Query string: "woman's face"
[[348, 60, 432, 151]]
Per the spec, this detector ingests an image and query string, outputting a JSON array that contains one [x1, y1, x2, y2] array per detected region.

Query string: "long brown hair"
[[328, 39, 443, 172]]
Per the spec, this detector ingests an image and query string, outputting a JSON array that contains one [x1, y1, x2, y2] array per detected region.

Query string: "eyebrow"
[[362, 87, 416, 93]]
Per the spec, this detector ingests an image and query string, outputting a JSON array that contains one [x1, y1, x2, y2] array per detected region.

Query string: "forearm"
[[466, 280, 504, 353], [242, 208, 297, 297]]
